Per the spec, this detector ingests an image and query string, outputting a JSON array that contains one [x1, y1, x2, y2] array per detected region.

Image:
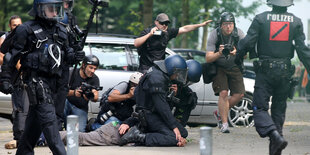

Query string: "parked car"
[[172, 48, 255, 127], [0, 35, 255, 127]]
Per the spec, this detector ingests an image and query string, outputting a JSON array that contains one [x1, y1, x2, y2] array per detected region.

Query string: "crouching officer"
[[120, 55, 188, 147], [173, 60, 201, 126], [0, 0, 84, 154], [235, 0, 310, 154]]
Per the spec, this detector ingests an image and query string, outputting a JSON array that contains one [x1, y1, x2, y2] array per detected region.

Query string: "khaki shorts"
[[212, 66, 245, 96]]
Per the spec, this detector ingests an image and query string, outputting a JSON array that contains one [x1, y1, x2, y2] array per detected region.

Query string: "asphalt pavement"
[[0, 98, 310, 155]]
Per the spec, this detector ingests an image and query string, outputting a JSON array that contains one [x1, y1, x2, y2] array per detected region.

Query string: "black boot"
[[85, 118, 96, 132], [119, 126, 146, 146], [269, 130, 288, 155]]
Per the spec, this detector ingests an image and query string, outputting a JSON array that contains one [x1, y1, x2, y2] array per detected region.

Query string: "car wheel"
[[228, 93, 254, 128]]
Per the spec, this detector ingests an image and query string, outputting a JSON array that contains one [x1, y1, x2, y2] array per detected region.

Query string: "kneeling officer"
[[120, 54, 188, 147]]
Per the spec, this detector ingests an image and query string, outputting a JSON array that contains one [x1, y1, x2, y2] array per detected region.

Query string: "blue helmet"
[[186, 60, 202, 83], [29, 0, 64, 22], [164, 54, 188, 84]]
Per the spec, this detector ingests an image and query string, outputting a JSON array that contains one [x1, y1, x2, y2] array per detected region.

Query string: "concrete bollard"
[[67, 115, 79, 155], [200, 126, 212, 155]]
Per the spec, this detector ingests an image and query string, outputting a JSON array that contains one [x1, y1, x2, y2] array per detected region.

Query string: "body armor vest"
[[256, 11, 298, 59], [21, 20, 67, 77]]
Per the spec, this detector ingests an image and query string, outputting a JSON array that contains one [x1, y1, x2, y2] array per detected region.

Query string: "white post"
[[67, 115, 79, 155], [200, 126, 212, 155]]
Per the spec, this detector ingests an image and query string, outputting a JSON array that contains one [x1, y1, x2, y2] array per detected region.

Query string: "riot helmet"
[[220, 12, 235, 27], [129, 72, 144, 85], [63, 0, 74, 11], [165, 55, 188, 85], [186, 60, 202, 84], [82, 55, 100, 67], [267, 0, 293, 7], [30, 0, 64, 22]]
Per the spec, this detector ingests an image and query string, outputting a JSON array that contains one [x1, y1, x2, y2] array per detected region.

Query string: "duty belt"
[[255, 60, 290, 70], [253, 58, 294, 77]]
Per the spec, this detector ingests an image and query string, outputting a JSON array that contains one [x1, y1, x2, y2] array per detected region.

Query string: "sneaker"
[[213, 110, 222, 129], [220, 123, 230, 133], [5, 140, 17, 149]]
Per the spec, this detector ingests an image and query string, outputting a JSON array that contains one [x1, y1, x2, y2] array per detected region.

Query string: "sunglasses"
[[159, 21, 170, 26]]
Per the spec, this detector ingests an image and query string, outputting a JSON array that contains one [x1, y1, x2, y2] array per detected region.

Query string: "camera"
[[80, 82, 103, 100], [153, 30, 162, 36], [167, 88, 180, 105], [222, 44, 234, 58], [99, 110, 113, 124]]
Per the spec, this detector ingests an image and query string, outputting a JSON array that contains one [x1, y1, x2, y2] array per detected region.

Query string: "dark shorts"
[[212, 67, 245, 96]]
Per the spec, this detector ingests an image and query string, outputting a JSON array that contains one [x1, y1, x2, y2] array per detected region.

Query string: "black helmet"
[[186, 60, 202, 83], [29, 0, 64, 22], [220, 12, 235, 26], [267, 0, 293, 7], [83, 55, 100, 67]]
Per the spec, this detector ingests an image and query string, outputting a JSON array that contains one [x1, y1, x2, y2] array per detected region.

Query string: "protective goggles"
[[171, 68, 188, 85], [39, 2, 64, 21]]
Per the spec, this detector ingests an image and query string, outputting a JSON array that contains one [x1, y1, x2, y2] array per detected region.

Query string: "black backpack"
[[99, 81, 128, 109], [0, 21, 39, 55], [0, 27, 18, 54]]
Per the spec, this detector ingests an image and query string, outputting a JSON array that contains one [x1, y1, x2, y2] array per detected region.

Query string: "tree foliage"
[[0, 0, 261, 49]]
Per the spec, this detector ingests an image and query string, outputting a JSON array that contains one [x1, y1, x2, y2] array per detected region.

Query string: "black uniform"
[[137, 27, 178, 73], [173, 86, 197, 127], [1, 18, 76, 155], [135, 66, 187, 146], [55, 11, 80, 130], [1, 33, 30, 141], [238, 10, 310, 137]]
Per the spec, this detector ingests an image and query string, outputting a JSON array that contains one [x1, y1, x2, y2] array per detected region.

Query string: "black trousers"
[[253, 72, 290, 137], [11, 86, 29, 141], [145, 113, 188, 146], [16, 79, 66, 155], [55, 65, 70, 131]]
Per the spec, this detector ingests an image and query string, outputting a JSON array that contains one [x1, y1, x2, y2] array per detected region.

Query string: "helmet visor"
[[171, 68, 188, 85], [64, 0, 74, 11], [40, 2, 64, 21]]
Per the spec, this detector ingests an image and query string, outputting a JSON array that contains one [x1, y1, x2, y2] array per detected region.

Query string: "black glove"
[[0, 80, 13, 94], [234, 55, 243, 66], [75, 50, 85, 63], [234, 51, 244, 66]]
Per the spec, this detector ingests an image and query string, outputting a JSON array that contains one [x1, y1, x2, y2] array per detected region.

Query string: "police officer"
[[120, 55, 188, 147], [235, 0, 310, 154], [0, 0, 84, 154], [54, 0, 83, 130], [173, 60, 201, 126]]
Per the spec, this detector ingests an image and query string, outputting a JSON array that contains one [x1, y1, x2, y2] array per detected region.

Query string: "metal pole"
[[200, 126, 212, 155], [67, 115, 79, 155]]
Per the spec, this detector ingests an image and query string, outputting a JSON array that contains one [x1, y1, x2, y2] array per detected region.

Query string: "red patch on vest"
[[269, 22, 289, 41]]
